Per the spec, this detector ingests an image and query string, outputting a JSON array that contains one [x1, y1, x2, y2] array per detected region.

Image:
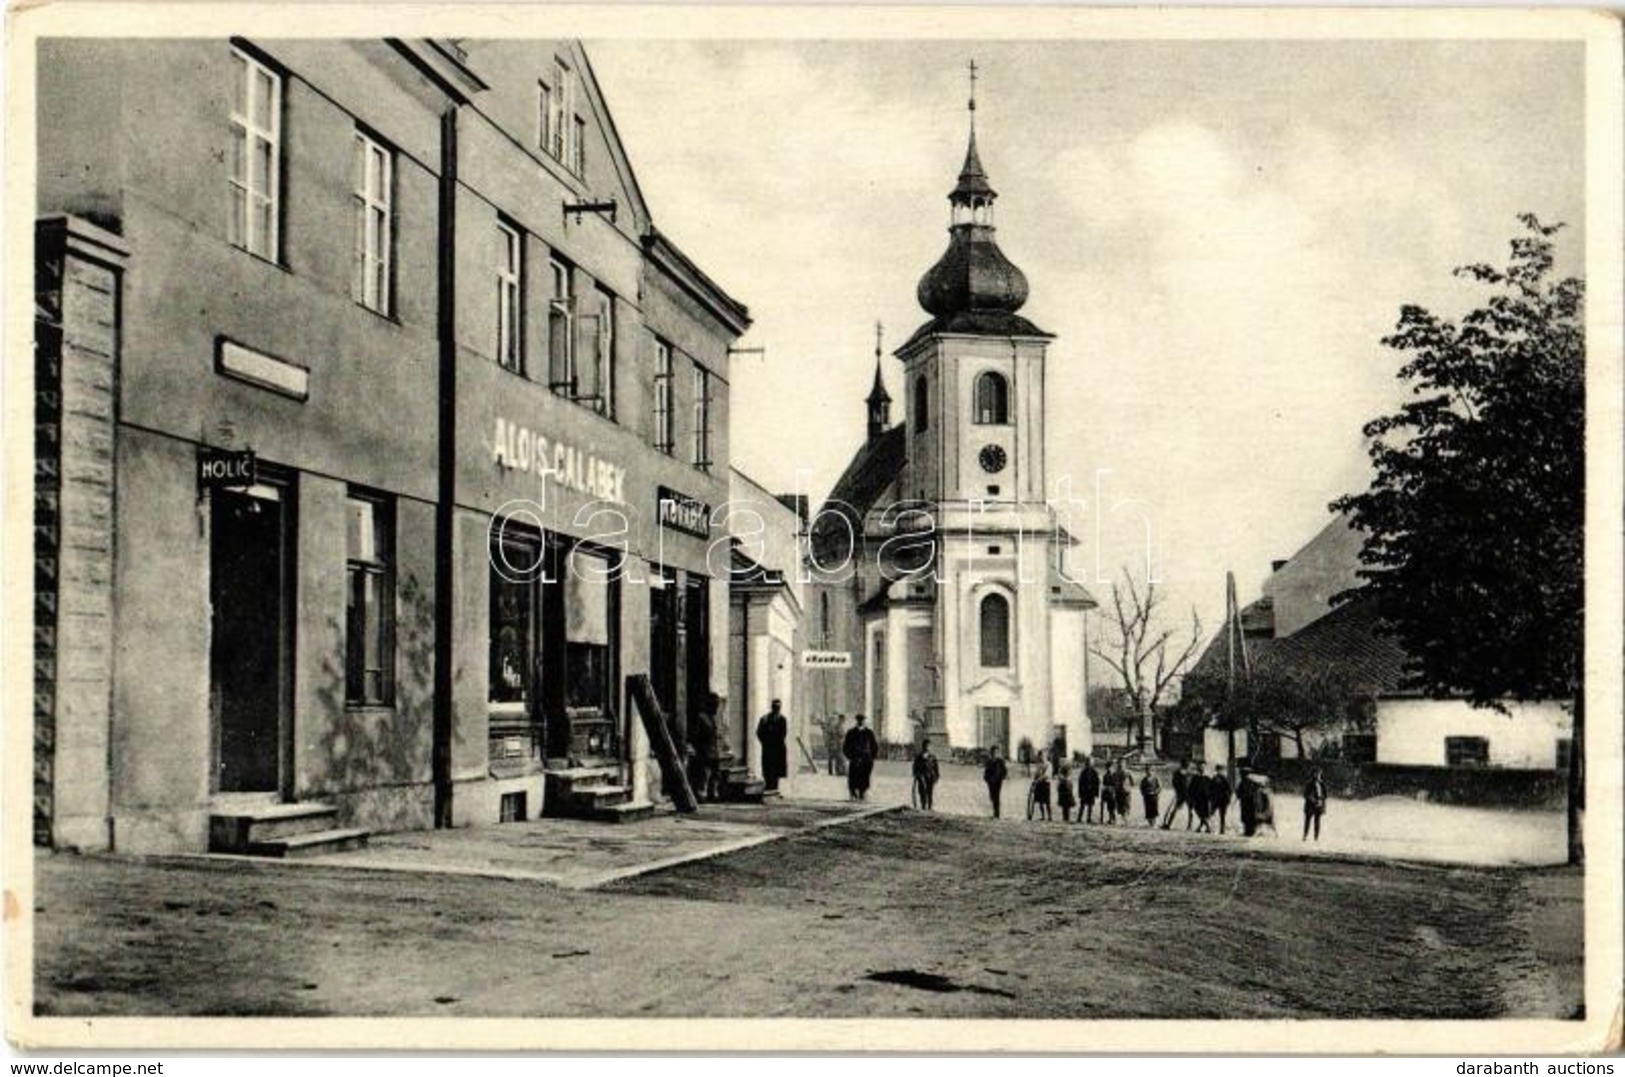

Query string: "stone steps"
[[209, 802, 369, 857]]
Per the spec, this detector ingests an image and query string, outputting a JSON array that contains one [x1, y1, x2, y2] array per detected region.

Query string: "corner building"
[[34, 38, 747, 853], [809, 108, 1094, 760]]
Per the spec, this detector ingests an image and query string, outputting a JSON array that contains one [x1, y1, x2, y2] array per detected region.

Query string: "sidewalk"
[[167, 798, 892, 890]]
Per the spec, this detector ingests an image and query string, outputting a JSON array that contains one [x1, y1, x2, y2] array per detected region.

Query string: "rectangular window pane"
[[230, 49, 280, 259], [252, 67, 274, 128], [489, 547, 534, 705]]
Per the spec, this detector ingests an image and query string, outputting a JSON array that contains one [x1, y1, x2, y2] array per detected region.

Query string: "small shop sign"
[[657, 486, 711, 538], [801, 651, 852, 669], [197, 447, 257, 490]]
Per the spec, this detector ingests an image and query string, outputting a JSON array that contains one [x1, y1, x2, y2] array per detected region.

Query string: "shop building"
[[33, 38, 748, 854]]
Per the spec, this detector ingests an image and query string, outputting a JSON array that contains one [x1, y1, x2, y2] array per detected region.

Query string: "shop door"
[[649, 570, 678, 719], [211, 483, 291, 795]]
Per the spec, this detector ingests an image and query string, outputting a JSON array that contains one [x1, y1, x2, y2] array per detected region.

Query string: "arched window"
[[974, 371, 1010, 425], [913, 376, 929, 432], [980, 592, 1011, 668]]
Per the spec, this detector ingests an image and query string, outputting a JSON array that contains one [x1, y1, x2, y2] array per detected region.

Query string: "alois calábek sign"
[[657, 486, 712, 538], [197, 447, 257, 490]]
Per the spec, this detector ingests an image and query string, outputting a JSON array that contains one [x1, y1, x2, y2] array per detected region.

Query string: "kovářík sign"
[[657, 486, 711, 538]]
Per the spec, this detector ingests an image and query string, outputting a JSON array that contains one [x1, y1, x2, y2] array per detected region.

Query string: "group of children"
[[1013, 754, 1243, 834]]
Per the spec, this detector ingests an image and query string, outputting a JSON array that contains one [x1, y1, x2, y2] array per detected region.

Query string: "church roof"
[[810, 423, 907, 559], [900, 310, 1052, 352], [1046, 566, 1097, 609]]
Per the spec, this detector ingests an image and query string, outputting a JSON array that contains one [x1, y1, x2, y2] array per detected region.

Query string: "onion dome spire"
[[915, 60, 1031, 322]]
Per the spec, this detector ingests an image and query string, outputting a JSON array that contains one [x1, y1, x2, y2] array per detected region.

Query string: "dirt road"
[[31, 810, 1580, 1019]]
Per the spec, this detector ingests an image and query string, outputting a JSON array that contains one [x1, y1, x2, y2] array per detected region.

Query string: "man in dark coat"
[[1188, 767, 1212, 832], [983, 746, 1009, 818], [842, 714, 879, 801], [755, 699, 789, 792], [688, 693, 720, 802], [912, 738, 941, 810], [1161, 760, 1190, 829], [1303, 766, 1328, 841], [1209, 763, 1233, 834], [1078, 758, 1101, 823], [1237, 766, 1258, 836]]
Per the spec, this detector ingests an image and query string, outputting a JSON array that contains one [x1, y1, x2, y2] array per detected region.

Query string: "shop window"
[[979, 592, 1010, 668], [652, 338, 674, 454], [1446, 736, 1490, 768], [228, 45, 282, 260], [353, 130, 393, 316], [974, 371, 1010, 424], [914, 376, 929, 432], [489, 533, 540, 710], [345, 494, 395, 706], [496, 220, 523, 373], [1342, 732, 1377, 764], [691, 363, 714, 471]]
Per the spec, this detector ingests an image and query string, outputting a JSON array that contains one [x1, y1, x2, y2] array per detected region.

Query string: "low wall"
[[1264, 757, 1567, 809]]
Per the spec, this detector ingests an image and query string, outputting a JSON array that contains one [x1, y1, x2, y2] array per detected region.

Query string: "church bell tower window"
[[974, 371, 1009, 425]]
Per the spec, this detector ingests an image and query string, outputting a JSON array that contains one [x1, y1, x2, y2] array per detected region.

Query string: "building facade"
[[807, 106, 1094, 760], [1190, 516, 1573, 771], [34, 38, 749, 853]]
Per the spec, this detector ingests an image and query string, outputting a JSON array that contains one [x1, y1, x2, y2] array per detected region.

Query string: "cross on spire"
[[968, 59, 978, 129], [875, 319, 884, 359]]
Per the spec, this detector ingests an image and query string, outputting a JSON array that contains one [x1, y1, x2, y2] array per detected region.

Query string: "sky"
[[588, 38, 1586, 632]]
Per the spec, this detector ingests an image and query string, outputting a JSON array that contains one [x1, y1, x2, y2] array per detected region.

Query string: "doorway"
[[211, 480, 293, 796]]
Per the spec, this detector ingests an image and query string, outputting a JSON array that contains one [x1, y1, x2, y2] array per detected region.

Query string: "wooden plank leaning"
[[628, 673, 698, 813]]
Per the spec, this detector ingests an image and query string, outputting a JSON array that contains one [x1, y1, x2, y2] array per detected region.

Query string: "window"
[[537, 79, 553, 152], [974, 371, 1010, 424], [548, 257, 575, 394], [691, 363, 713, 471], [1445, 736, 1490, 768], [345, 495, 395, 706], [1556, 738, 1574, 772], [228, 47, 282, 259], [913, 376, 929, 432], [573, 288, 614, 416], [353, 132, 393, 315], [496, 221, 523, 373], [979, 592, 1011, 668], [652, 338, 674, 454], [572, 115, 587, 175], [1342, 733, 1377, 764], [548, 59, 570, 161], [489, 532, 539, 708]]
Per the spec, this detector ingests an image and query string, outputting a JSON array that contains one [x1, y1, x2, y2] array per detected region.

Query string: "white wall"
[[1375, 698, 1572, 768]]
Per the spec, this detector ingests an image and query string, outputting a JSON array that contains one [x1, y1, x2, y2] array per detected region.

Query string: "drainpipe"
[[432, 105, 458, 828]]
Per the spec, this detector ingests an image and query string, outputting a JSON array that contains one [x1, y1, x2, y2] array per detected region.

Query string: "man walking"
[[1302, 766, 1328, 841], [984, 746, 1009, 818], [1188, 765, 1212, 833], [912, 738, 942, 811], [1078, 757, 1101, 823], [755, 699, 789, 793], [842, 713, 879, 801], [1209, 763, 1233, 835], [1161, 760, 1190, 829]]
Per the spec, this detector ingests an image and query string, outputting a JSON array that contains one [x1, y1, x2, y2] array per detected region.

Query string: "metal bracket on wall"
[[564, 199, 618, 226]]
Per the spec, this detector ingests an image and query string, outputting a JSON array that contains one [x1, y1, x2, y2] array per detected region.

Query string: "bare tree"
[[1089, 568, 1204, 754]]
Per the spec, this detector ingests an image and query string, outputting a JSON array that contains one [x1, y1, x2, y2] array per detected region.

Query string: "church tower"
[[809, 65, 1094, 760], [894, 64, 1093, 758]]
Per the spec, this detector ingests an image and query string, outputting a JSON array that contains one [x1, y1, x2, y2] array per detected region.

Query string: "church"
[[806, 82, 1095, 761]]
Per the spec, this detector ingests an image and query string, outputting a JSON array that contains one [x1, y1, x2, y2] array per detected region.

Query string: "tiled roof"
[[810, 424, 907, 559], [1188, 593, 1411, 696]]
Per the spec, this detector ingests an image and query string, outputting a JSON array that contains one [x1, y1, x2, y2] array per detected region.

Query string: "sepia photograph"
[[5, 3, 1621, 1054]]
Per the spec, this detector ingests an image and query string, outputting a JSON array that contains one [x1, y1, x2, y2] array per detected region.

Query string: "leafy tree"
[[1330, 215, 1584, 862], [1182, 664, 1372, 762]]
